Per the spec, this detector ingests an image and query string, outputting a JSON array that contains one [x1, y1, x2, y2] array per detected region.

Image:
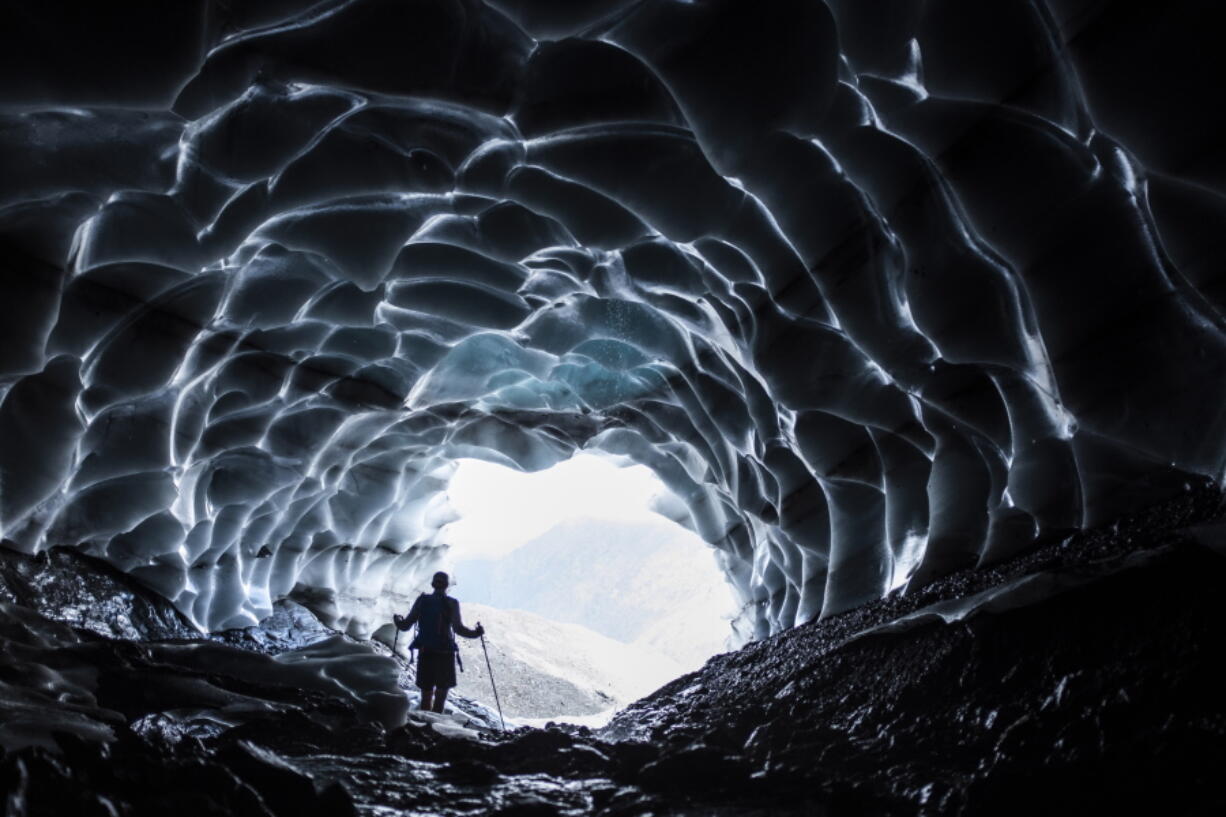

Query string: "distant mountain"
[[444, 602, 683, 720], [448, 516, 737, 670]]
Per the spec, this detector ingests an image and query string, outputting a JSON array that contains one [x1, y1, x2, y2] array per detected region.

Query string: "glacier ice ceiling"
[[1, 0, 1224, 639]]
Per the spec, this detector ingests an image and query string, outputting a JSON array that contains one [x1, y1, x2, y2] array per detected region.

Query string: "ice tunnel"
[[4, 1, 1226, 813], [2, 0, 1225, 644]]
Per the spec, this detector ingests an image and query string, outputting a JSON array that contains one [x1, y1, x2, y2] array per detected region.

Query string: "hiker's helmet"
[[431, 571, 450, 590]]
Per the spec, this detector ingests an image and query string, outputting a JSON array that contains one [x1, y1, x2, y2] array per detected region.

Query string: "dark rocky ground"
[[3, 482, 1225, 816]]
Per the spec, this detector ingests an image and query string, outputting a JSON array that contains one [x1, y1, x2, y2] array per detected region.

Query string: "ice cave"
[[2, 0, 1224, 814]]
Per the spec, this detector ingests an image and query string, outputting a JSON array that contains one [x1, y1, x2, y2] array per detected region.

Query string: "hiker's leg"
[[419, 688, 433, 711], [432, 687, 449, 713]]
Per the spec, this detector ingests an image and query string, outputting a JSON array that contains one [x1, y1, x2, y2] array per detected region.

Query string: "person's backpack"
[[408, 594, 463, 669]]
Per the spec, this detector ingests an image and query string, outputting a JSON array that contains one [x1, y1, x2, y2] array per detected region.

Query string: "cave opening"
[[422, 452, 740, 725]]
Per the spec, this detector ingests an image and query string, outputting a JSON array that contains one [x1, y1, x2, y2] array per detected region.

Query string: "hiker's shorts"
[[416, 649, 457, 690]]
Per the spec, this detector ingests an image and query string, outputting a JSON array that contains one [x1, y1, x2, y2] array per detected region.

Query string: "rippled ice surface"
[[2, 0, 1223, 652]]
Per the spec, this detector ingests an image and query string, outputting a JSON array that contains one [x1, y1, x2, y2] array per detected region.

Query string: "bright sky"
[[440, 453, 670, 559]]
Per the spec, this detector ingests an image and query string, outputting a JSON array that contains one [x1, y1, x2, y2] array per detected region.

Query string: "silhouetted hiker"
[[394, 571, 484, 713]]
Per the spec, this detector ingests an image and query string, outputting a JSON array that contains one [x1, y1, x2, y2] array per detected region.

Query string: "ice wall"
[[1, 0, 1223, 636]]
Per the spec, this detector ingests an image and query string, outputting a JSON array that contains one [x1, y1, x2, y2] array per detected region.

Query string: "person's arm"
[[449, 598, 484, 639], [396, 595, 423, 630]]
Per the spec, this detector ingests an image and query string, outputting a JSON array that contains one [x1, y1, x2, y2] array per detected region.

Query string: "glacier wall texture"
[[1, 0, 1224, 636]]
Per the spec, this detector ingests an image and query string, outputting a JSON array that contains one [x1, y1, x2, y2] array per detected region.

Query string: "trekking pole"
[[391, 612, 414, 684], [477, 624, 506, 732], [391, 626, 403, 687]]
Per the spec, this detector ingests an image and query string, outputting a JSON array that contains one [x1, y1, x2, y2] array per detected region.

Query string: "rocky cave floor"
[[3, 483, 1226, 817]]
